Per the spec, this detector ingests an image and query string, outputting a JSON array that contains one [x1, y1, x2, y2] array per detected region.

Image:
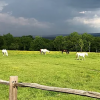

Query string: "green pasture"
[[0, 50, 100, 100]]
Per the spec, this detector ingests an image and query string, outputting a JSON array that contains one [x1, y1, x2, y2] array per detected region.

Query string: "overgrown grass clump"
[[0, 50, 100, 100]]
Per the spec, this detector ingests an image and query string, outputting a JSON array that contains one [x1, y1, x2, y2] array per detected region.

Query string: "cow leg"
[[2, 52, 4, 56]]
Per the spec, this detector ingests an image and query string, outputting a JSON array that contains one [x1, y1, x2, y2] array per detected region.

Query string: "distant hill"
[[89, 33, 100, 37], [42, 33, 100, 39]]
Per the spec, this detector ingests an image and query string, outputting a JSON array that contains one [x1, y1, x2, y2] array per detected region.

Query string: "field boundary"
[[0, 76, 100, 100]]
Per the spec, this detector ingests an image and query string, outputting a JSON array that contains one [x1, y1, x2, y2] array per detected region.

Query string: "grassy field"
[[0, 50, 100, 100]]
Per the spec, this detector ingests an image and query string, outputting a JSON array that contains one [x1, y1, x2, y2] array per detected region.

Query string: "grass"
[[0, 50, 100, 100]]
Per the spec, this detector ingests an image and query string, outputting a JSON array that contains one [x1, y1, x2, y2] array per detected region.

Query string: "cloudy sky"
[[0, 0, 100, 37]]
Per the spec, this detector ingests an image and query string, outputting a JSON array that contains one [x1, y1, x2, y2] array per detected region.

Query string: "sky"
[[0, 0, 100, 37]]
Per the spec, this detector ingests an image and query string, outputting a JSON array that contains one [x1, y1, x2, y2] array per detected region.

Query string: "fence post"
[[9, 76, 18, 100]]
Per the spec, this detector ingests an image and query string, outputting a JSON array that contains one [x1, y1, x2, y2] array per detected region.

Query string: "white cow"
[[2, 49, 8, 56], [76, 52, 88, 60], [40, 49, 50, 55]]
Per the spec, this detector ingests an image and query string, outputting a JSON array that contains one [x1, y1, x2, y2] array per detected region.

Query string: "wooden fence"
[[0, 76, 100, 100]]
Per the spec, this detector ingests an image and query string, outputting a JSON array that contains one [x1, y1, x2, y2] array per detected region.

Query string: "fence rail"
[[0, 76, 100, 100]]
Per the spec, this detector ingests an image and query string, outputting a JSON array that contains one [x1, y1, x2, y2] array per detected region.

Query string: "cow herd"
[[1, 49, 88, 60]]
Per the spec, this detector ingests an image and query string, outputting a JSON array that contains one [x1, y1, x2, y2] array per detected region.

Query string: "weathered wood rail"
[[0, 76, 100, 100]]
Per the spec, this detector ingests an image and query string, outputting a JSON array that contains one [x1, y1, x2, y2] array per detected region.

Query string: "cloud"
[[0, 13, 51, 28], [79, 11, 92, 14], [67, 0, 100, 9], [82, 17, 100, 28], [68, 16, 100, 27], [67, 9, 100, 28], [0, 1, 8, 12], [1, 0, 100, 36]]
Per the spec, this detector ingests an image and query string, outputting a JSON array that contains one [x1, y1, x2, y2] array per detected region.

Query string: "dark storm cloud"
[[68, 0, 100, 9], [2, 0, 71, 21], [0, 0, 100, 36]]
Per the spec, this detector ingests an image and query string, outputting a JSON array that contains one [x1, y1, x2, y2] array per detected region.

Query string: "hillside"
[[42, 33, 100, 39]]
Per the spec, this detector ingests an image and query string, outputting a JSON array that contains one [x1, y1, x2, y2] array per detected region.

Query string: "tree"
[[3, 33, 14, 49], [9, 43, 17, 50], [79, 39, 84, 52], [0, 35, 4, 49], [32, 36, 46, 51], [92, 37, 100, 52], [68, 32, 81, 51], [47, 40, 54, 51], [88, 41, 91, 52], [82, 33, 94, 52], [53, 36, 64, 51], [13, 37, 21, 50], [42, 38, 54, 51], [21, 36, 33, 50], [63, 36, 72, 51]]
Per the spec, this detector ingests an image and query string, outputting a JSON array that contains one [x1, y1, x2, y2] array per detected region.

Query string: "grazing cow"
[[40, 49, 50, 55], [76, 52, 88, 60], [2, 49, 8, 56], [62, 50, 69, 54]]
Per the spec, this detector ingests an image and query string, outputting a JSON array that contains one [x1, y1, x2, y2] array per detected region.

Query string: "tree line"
[[0, 32, 100, 52]]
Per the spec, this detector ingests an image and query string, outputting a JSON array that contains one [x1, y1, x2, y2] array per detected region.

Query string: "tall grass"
[[0, 50, 100, 100]]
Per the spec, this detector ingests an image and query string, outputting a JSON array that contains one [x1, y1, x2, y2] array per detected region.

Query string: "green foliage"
[[13, 37, 20, 50], [82, 33, 94, 52], [3, 33, 14, 49], [20, 36, 33, 50], [79, 39, 84, 52], [68, 32, 81, 51], [53, 36, 64, 51], [0, 32, 100, 52], [32, 36, 46, 50], [9, 43, 17, 50], [0, 35, 4, 49], [92, 37, 100, 52]]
